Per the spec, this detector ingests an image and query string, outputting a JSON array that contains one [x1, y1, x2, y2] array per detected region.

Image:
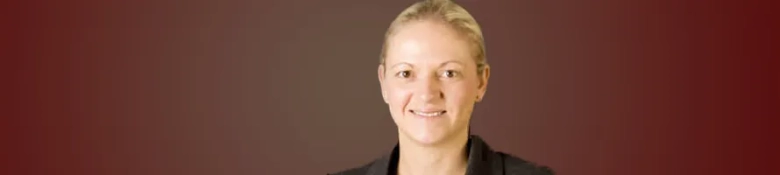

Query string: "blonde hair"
[[380, 0, 488, 75]]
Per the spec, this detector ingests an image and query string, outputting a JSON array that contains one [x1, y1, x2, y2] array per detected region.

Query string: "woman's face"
[[379, 20, 489, 146]]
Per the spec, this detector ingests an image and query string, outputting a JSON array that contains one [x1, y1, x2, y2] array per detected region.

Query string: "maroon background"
[[4, 0, 779, 174]]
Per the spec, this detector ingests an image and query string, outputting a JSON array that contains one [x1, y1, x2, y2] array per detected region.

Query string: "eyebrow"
[[390, 62, 412, 70], [389, 61, 465, 69], [439, 60, 465, 67]]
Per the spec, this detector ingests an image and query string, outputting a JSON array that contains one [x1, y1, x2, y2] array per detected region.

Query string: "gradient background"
[[4, 0, 779, 174]]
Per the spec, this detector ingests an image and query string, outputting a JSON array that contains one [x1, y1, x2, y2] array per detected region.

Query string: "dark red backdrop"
[[4, 0, 778, 174]]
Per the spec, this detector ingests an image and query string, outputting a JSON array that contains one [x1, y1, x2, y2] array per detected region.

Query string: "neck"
[[397, 129, 470, 175]]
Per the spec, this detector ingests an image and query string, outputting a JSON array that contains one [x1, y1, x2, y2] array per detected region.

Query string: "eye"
[[396, 70, 411, 78], [442, 70, 459, 78]]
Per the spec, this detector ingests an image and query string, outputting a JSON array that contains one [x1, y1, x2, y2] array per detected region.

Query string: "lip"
[[409, 109, 447, 117]]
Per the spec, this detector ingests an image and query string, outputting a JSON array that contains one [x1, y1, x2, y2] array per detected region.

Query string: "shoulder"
[[330, 143, 399, 175], [496, 152, 555, 175], [328, 155, 388, 175]]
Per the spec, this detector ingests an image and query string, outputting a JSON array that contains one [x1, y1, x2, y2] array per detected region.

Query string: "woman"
[[332, 0, 553, 174]]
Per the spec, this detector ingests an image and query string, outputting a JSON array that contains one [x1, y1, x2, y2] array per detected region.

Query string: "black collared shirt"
[[330, 135, 554, 175]]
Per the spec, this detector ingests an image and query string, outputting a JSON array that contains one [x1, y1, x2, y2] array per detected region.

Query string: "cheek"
[[443, 82, 478, 110], [385, 85, 413, 112], [443, 85, 476, 129]]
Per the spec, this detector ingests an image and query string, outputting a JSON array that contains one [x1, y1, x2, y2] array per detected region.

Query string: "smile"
[[410, 110, 446, 117]]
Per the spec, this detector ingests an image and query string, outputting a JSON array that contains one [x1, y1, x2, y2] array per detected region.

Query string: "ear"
[[476, 65, 490, 102], [378, 64, 389, 104]]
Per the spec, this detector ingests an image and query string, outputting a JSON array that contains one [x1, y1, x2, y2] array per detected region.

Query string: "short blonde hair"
[[380, 0, 488, 75]]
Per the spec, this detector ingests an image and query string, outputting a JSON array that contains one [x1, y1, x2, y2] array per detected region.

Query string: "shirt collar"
[[366, 135, 501, 175]]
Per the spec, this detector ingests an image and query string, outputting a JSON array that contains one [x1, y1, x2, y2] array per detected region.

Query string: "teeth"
[[412, 110, 444, 117]]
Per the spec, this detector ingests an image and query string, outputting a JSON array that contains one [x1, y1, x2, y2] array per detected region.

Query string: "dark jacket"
[[330, 135, 554, 175]]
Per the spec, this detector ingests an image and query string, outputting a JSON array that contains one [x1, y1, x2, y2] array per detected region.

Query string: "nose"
[[415, 75, 444, 102]]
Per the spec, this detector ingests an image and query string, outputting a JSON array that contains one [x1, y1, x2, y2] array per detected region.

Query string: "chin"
[[406, 129, 451, 146]]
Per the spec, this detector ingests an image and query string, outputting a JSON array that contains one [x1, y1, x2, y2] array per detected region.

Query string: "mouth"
[[409, 109, 447, 117]]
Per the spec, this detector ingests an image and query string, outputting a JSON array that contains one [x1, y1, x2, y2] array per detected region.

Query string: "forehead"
[[385, 20, 473, 65]]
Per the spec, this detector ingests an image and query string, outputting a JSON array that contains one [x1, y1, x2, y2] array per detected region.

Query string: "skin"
[[378, 19, 490, 175]]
